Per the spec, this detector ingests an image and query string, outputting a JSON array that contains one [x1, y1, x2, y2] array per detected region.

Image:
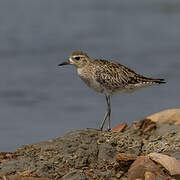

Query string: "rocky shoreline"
[[0, 109, 180, 180]]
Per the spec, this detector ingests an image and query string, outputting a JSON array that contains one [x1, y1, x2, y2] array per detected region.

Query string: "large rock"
[[148, 152, 180, 176], [127, 156, 164, 180], [146, 109, 180, 125]]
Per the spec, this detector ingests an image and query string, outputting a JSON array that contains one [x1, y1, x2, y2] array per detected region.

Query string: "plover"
[[58, 51, 165, 130]]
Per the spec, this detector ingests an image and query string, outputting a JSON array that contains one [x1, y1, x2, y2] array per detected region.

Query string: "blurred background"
[[0, 0, 180, 151]]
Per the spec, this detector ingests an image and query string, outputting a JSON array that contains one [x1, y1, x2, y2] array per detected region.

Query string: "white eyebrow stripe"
[[73, 55, 84, 58]]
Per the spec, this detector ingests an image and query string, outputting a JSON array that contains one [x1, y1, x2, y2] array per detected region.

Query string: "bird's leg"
[[100, 112, 108, 131], [107, 96, 111, 131], [100, 95, 110, 131]]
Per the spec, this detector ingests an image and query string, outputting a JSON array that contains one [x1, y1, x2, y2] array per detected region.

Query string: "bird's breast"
[[77, 68, 104, 94]]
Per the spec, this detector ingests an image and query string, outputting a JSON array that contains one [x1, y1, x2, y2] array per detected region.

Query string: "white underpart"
[[77, 68, 105, 94]]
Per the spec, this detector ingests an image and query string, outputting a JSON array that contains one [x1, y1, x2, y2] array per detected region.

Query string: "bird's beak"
[[58, 60, 70, 66]]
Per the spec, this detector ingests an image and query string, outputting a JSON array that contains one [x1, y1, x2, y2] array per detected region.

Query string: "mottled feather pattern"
[[92, 59, 165, 93], [94, 59, 128, 88]]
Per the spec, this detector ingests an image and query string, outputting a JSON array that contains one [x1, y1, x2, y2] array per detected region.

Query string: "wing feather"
[[93, 59, 165, 93], [94, 59, 130, 89]]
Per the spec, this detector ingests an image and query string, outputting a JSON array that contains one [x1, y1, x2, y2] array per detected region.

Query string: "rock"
[[1, 176, 53, 180], [144, 172, 156, 180], [111, 123, 127, 132], [131, 119, 157, 140], [120, 178, 128, 180], [0, 129, 100, 179], [99, 130, 143, 155], [169, 151, 180, 160], [128, 156, 163, 180], [62, 170, 87, 180], [98, 170, 112, 178], [142, 130, 180, 155], [0, 152, 16, 164], [156, 123, 180, 137], [148, 152, 180, 176], [0, 122, 180, 180], [98, 143, 116, 162], [134, 119, 156, 134], [146, 109, 180, 125], [116, 153, 137, 161], [116, 153, 137, 171], [115, 171, 124, 178]]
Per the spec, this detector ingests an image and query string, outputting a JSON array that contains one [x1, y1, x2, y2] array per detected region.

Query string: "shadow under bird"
[[58, 51, 166, 131]]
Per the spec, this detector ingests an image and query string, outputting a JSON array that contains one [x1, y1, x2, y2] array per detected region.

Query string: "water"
[[0, 0, 180, 151]]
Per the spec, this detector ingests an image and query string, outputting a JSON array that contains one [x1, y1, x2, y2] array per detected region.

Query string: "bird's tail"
[[140, 77, 166, 84], [151, 78, 166, 84]]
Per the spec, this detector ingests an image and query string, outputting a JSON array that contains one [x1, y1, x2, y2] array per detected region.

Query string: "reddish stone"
[[5, 153, 13, 158], [128, 156, 163, 180], [111, 123, 127, 132], [139, 119, 156, 133], [116, 153, 137, 161], [0, 152, 12, 159], [0, 159, 8, 163], [0, 152, 16, 164]]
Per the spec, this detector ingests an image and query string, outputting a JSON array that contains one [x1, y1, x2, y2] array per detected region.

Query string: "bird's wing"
[[94, 59, 165, 90], [94, 59, 132, 89]]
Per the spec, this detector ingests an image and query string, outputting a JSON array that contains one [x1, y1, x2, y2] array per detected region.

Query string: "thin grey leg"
[[107, 96, 111, 131], [100, 95, 110, 130], [100, 111, 109, 130]]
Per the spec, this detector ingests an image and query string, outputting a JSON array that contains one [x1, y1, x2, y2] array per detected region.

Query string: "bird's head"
[[58, 51, 89, 68]]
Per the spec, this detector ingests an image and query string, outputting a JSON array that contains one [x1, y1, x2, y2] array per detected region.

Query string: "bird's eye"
[[75, 56, 80, 60]]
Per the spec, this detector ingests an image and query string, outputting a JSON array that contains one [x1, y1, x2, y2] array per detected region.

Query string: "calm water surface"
[[0, 0, 180, 151]]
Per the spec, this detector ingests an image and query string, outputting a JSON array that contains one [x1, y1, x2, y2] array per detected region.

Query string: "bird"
[[58, 51, 165, 131]]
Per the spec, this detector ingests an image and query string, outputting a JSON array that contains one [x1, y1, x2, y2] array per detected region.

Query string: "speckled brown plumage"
[[58, 51, 166, 130], [92, 58, 165, 94]]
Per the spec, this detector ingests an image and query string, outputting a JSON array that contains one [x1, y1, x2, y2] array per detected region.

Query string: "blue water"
[[0, 0, 180, 151]]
